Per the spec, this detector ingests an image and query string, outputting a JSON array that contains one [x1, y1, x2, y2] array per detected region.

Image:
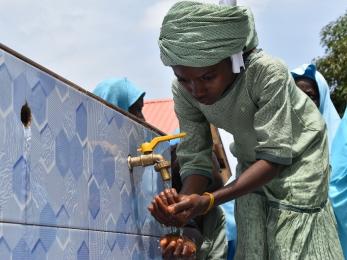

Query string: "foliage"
[[314, 11, 347, 115]]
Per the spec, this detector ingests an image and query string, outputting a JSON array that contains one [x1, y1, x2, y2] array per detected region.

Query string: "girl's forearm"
[[213, 160, 281, 206], [180, 174, 210, 195]]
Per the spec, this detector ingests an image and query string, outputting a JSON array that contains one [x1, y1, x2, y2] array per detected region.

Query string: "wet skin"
[[160, 234, 197, 259]]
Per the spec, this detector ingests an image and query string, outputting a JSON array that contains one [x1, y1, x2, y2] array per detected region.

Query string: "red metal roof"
[[143, 99, 179, 134]]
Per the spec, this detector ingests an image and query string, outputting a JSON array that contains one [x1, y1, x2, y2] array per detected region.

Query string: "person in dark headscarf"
[[292, 64, 341, 153], [148, 1, 343, 259], [292, 63, 345, 258], [93, 77, 145, 120]]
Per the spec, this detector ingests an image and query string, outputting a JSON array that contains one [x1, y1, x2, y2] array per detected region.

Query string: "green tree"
[[314, 11, 347, 115]]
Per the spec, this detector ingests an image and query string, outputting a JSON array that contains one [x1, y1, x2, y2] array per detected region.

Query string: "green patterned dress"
[[173, 50, 344, 259]]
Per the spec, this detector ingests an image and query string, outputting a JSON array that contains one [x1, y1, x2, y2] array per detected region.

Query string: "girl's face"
[[172, 58, 235, 105], [295, 78, 320, 108], [128, 96, 145, 121]]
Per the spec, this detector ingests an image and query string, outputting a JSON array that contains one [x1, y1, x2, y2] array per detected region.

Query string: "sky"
[[1, 0, 346, 100]]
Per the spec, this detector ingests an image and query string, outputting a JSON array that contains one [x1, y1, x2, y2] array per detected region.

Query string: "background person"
[[291, 64, 341, 153], [93, 77, 145, 120], [330, 108, 347, 258]]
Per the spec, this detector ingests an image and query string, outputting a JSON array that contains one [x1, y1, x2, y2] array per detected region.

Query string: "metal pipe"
[[128, 153, 171, 182], [128, 154, 165, 169]]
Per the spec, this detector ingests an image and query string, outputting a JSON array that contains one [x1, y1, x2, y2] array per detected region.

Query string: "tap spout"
[[127, 153, 164, 168], [128, 153, 171, 182], [127, 133, 186, 183]]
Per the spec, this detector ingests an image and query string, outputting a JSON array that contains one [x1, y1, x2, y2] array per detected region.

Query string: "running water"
[[163, 180, 171, 190], [162, 180, 182, 236], [23, 125, 31, 204]]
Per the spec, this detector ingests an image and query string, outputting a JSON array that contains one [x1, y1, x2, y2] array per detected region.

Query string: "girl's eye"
[[201, 75, 215, 81], [177, 77, 188, 83]]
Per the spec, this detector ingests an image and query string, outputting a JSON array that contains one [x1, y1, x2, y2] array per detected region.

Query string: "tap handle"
[[137, 133, 186, 154]]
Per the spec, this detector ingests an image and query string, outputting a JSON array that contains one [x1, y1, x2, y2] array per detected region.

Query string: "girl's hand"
[[160, 234, 197, 259], [148, 189, 211, 226], [167, 193, 210, 222], [148, 188, 187, 226]]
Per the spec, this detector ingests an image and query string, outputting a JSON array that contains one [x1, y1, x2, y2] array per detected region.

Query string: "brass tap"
[[128, 133, 186, 182]]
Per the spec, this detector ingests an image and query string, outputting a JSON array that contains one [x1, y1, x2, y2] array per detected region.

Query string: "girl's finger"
[[159, 237, 169, 249], [164, 189, 176, 205], [182, 244, 190, 256], [163, 240, 176, 257], [168, 199, 192, 214], [155, 196, 171, 215], [159, 191, 169, 206], [171, 188, 180, 202], [173, 238, 184, 256], [150, 201, 171, 225]]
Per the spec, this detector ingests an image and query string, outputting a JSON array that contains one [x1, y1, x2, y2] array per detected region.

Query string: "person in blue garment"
[[220, 179, 237, 260], [330, 108, 347, 258], [93, 77, 146, 120], [291, 64, 341, 153], [292, 64, 346, 257]]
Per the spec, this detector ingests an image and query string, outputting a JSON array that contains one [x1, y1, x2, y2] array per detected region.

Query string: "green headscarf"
[[159, 1, 258, 67]]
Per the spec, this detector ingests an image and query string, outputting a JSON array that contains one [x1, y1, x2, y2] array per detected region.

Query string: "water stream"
[[163, 180, 182, 236]]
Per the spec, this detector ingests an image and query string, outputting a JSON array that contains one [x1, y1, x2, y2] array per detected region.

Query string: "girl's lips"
[[197, 97, 213, 105], [195, 96, 208, 103]]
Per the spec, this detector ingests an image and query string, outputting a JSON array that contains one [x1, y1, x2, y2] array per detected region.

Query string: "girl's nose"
[[191, 83, 206, 98]]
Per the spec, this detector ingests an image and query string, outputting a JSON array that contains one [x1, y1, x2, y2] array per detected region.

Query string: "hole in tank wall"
[[21, 102, 32, 127]]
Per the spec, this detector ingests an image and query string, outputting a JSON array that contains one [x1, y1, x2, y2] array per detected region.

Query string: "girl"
[[148, 1, 343, 259]]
